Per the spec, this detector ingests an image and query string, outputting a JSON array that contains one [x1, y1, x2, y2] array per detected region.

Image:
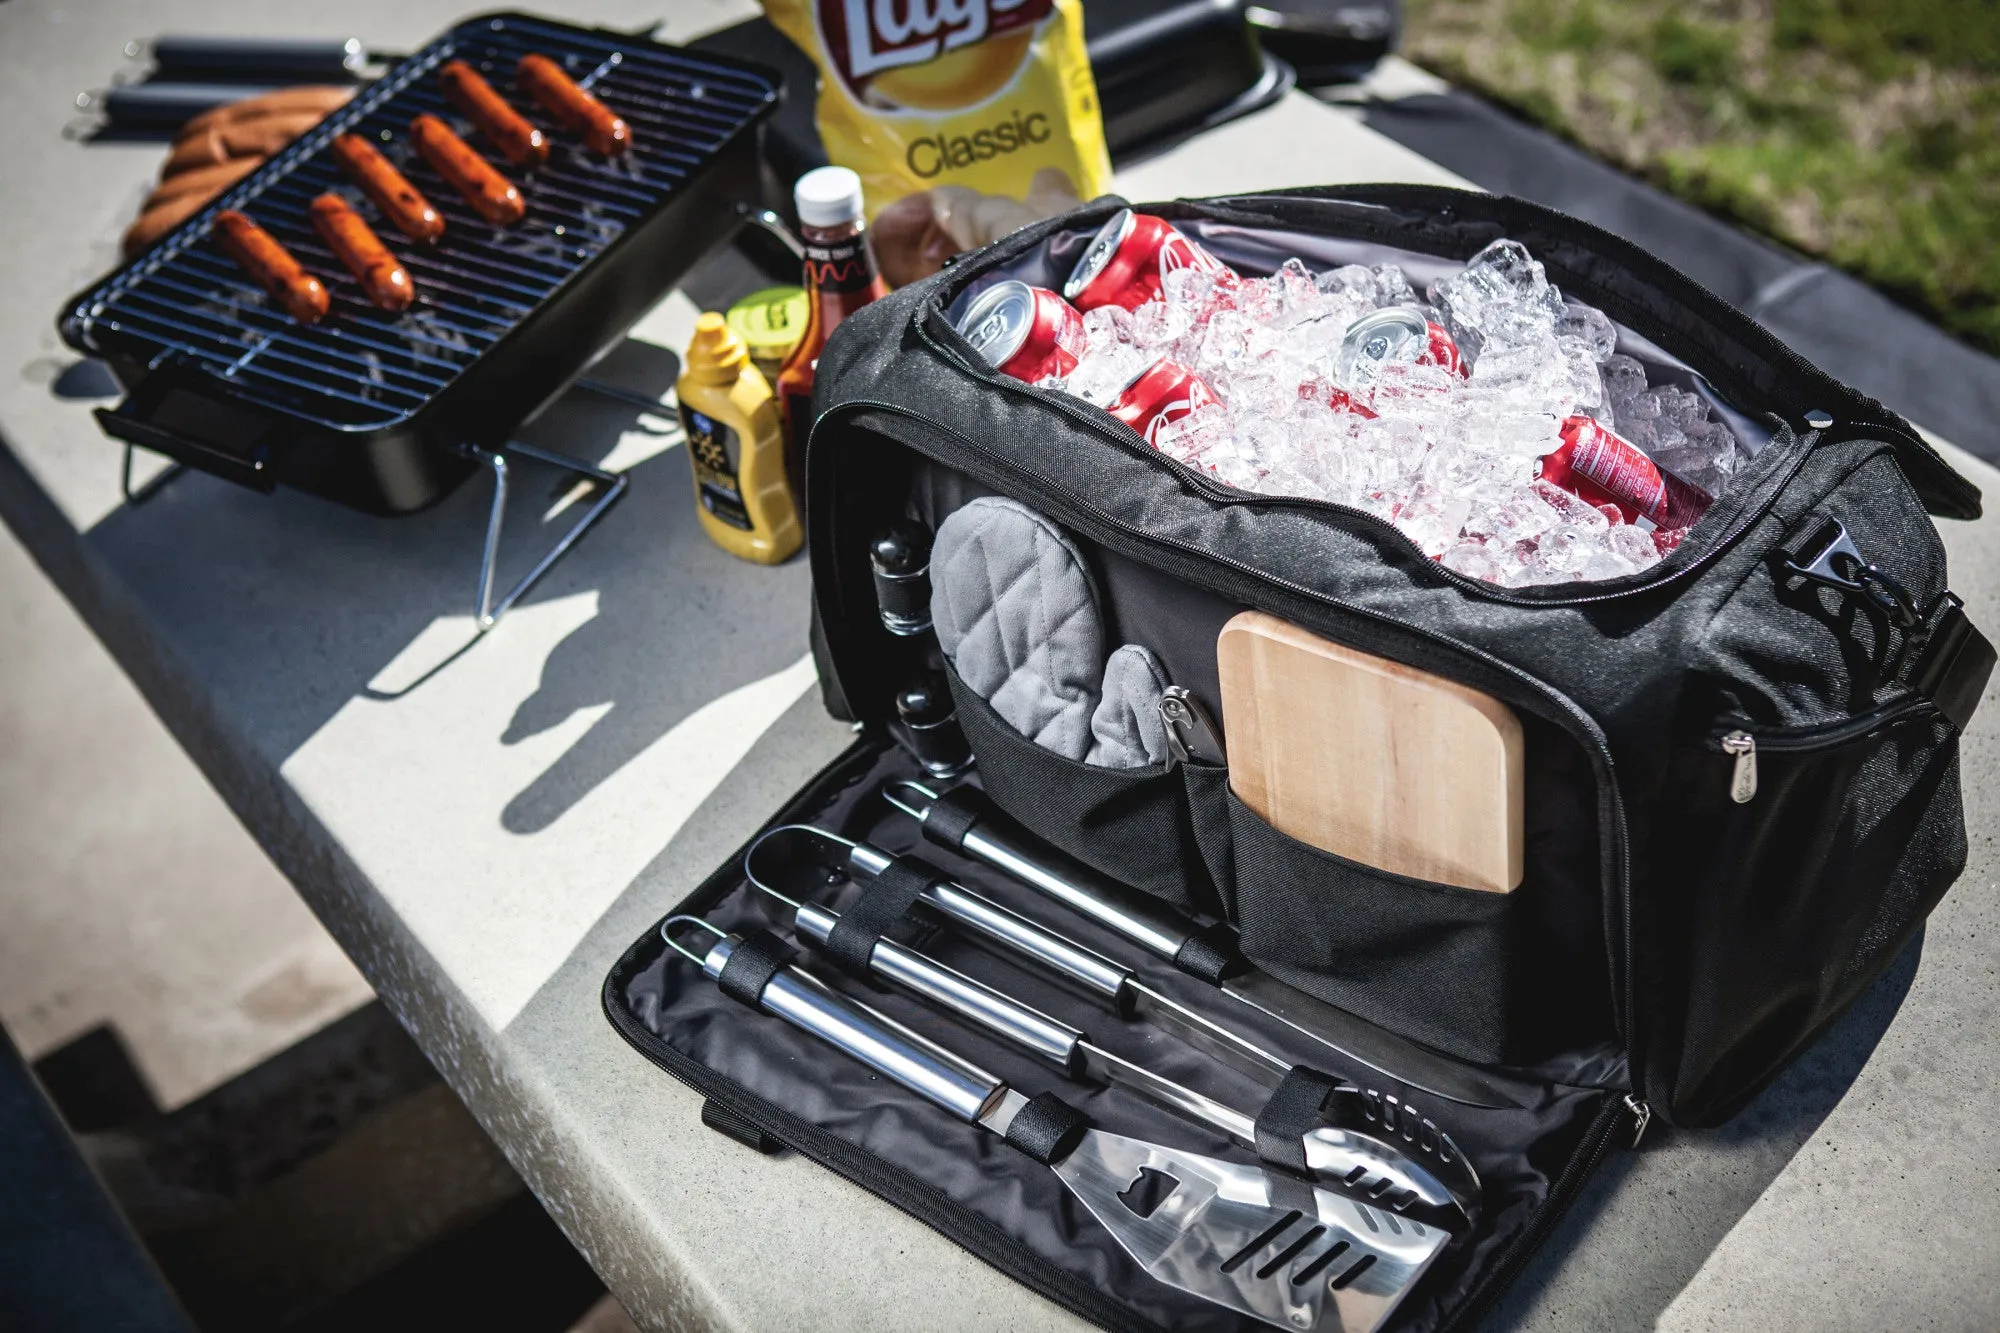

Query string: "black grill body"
[[61, 13, 779, 515]]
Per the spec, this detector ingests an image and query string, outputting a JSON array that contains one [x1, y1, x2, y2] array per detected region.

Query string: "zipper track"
[[1706, 695, 1938, 753], [1438, 1096, 1631, 1332], [821, 396, 1643, 1084]]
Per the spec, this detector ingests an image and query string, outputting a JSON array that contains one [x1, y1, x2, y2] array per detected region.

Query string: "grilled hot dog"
[[516, 53, 630, 155], [331, 133, 445, 243], [440, 60, 548, 169], [124, 162, 268, 257], [309, 194, 415, 312], [177, 85, 354, 143], [165, 110, 327, 175], [213, 210, 330, 324], [409, 114, 525, 226]]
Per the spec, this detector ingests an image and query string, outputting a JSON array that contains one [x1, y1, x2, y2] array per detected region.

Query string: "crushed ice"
[[1040, 239, 1745, 586]]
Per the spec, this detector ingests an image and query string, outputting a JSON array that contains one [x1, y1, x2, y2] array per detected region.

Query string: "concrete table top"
[[1, 1, 1993, 1327]]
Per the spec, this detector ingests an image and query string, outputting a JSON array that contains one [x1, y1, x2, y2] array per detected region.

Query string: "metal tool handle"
[[146, 35, 371, 80], [669, 920, 1004, 1125], [844, 842, 1132, 1003], [791, 902, 1084, 1070], [89, 83, 281, 131], [939, 806, 1199, 965]]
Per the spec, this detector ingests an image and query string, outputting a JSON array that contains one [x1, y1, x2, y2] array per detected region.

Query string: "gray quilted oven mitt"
[[931, 497, 1167, 768]]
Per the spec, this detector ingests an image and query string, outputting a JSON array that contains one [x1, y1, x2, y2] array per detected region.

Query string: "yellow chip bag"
[[764, 0, 1112, 228]]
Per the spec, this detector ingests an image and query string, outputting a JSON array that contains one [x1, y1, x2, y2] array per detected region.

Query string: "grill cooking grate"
[[67, 13, 777, 432]]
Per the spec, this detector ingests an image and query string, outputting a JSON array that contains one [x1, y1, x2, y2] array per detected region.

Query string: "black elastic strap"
[[1003, 1091, 1089, 1164], [919, 786, 986, 851], [700, 1098, 782, 1154], [871, 565, 932, 624], [716, 929, 797, 1009], [1174, 922, 1247, 984], [823, 855, 940, 976], [1907, 595, 1995, 732], [1253, 1065, 1345, 1174]]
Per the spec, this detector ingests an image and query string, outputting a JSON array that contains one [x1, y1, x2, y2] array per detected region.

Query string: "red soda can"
[[1063, 208, 1232, 312], [1110, 359, 1218, 445], [1540, 415, 1713, 529], [1337, 306, 1469, 384], [955, 280, 1085, 382], [1325, 386, 1379, 419], [1423, 321, 1466, 376]]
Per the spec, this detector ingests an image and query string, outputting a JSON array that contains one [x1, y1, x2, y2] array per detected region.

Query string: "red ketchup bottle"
[[776, 166, 889, 503]]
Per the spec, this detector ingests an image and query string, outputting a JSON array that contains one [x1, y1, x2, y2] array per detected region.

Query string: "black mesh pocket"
[[1203, 785, 1521, 1065], [943, 663, 1218, 916]]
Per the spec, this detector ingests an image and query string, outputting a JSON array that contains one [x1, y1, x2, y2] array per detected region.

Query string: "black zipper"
[[1437, 1094, 1635, 1332], [817, 396, 1644, 1087], [1705, 695, 1938, 753]]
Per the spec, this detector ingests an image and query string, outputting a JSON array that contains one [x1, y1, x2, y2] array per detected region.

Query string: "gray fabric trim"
[[1086, 644, 1172, 768], [932, 497, 1105, 761]]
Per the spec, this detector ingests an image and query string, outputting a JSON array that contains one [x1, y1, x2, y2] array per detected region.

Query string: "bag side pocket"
[[944, 662, 1219, 917], [1194, 781, 1521, 1065]]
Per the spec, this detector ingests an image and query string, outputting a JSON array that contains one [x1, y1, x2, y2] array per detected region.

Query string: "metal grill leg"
[[121, 443, 187, 506], [459, 440, 629, 631]]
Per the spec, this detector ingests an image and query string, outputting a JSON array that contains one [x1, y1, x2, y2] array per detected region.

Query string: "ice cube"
[[1066, 344, 1148, 407], [1441, 540, 1506, 583], [1051, 238, 1734, 588], [1557, 299, 1618, 363]]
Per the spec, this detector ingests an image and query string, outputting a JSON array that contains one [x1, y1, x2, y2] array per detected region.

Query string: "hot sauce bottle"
[[776, 166, 889, 503]]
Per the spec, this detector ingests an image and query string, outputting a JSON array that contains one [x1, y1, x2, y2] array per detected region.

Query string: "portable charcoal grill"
[[59, 12, 779, 627]]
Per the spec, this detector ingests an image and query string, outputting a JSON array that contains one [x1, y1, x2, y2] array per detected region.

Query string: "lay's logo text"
[[817, 0, 1055, 108]]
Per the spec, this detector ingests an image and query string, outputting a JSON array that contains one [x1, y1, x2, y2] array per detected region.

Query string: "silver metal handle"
[[666, 919, 1004, 1124], [957, 820, 1194, 963], [790, 902, 1083, 1070], [844, 842, 1132, 1002]]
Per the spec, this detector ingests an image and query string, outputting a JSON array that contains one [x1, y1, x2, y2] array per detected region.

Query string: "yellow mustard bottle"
[[675, 312, 802, 565]]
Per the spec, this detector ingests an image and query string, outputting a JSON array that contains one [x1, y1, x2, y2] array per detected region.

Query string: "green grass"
[[1401, 0, 2000, 357]]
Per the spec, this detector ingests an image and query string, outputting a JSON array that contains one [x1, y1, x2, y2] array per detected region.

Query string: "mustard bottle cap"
[[684, 311, 750, 383]]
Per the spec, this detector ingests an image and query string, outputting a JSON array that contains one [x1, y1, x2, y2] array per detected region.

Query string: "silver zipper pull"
[[1720, 731, 1757, 803], [1624, 1093, 1652, 1148], [1159, 686, 1227, 766]]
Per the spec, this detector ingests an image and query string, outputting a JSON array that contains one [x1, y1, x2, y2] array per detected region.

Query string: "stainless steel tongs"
[[743, 825, 1477, 1228], [663, 916, 1448, 1333]]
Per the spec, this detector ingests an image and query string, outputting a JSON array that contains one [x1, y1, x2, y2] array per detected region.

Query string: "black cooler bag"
[[604, 185, 1993, 1331]]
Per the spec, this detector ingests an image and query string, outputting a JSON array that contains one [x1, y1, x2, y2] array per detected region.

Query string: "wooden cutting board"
[[1217, 611, 1524, 892]]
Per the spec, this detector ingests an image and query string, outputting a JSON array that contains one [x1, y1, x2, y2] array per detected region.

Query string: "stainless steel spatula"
[[663, 917, 1447, 1333]]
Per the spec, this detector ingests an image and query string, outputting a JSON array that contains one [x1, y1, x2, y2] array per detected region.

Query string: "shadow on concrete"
[[1483, 928, 1925, 1332], [52, 358, 122, 400], [70, 323, 808, 836], [496, 338, 807, 833]]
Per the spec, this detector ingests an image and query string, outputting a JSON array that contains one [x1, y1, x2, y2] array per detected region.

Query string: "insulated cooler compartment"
[[819, 191, 1973, 1084]]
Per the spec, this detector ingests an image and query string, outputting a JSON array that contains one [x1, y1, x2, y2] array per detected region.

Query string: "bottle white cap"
[[794, 166, 866, 228]]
